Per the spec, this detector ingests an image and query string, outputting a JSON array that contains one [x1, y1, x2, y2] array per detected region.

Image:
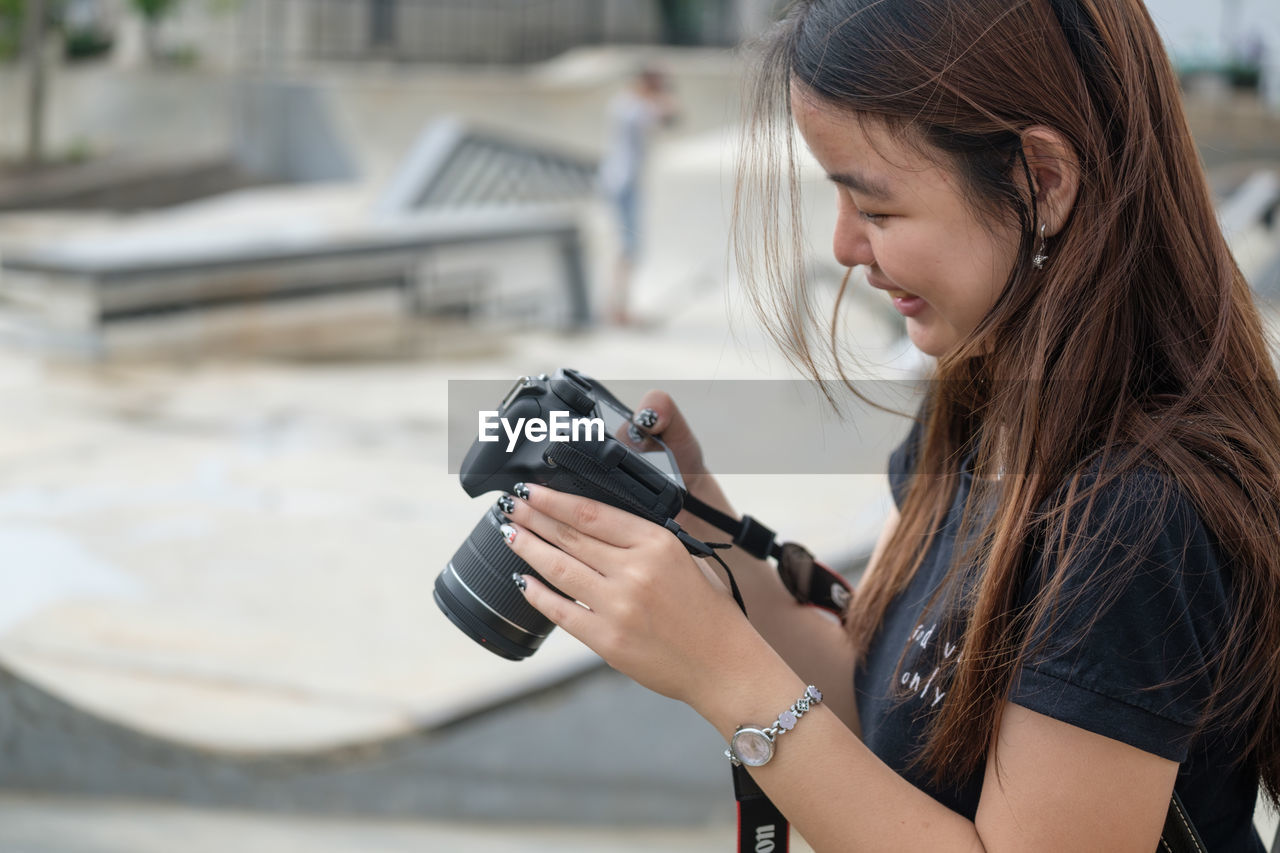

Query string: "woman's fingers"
[[501, 483, 650, 555], [631, 390, 708, 479], [498, 520, 605, 610], [518, 569, 593, 637]]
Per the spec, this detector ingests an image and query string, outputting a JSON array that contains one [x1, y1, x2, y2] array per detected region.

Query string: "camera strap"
[[676, 495, 857, 850], [681, 493, 852, 620], [681, 493, 782, 560], [734, 764, 789, 853], [669, 522, 791, 853]]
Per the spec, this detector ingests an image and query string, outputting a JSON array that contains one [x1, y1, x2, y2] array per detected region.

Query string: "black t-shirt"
[[855, 418, 1264, 851]]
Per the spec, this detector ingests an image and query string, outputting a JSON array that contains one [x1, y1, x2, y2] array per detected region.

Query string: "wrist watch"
[[725, 685, 823, 767]]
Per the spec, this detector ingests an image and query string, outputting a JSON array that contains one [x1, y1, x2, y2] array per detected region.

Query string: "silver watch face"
[[730, 727, 775, 767]]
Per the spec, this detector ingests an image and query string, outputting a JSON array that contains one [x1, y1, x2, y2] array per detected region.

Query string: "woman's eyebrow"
[[828, 170, 895, 201]]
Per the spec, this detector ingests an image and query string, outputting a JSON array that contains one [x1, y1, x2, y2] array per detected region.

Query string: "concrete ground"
[[0, 793, 819, 853], [0, 792, 1268, 852], [0, 277, 907, 752]]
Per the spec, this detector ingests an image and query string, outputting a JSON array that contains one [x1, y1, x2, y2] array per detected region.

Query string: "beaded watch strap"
[[767, 684, 824, 739], [725, 685, 824, 767]]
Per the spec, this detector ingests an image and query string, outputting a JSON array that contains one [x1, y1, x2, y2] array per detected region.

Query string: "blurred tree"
[[62, 0, 114, 61], [63, 25, 111, 60], [23, 0, 47, 163], [657, 0, 699, 46], [656, 0, 737, 47], [132, 0, 179, 63], [0, 0, 23, 59], [0, 0, 64, 164]]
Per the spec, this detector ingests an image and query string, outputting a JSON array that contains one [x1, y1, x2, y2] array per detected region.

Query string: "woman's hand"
[[499, 483, 760, 706], [622, 391, 738, 530], [625, 390, 709, 480]]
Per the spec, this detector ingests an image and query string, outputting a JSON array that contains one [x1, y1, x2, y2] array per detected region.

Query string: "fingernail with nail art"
[[634, 408, 659, 429], [512, 573, 527, 591], [512, 483, 530, 500], [496, 494, 515, 515], [500, 523, 517, 545], [627, 423, 644, 444]]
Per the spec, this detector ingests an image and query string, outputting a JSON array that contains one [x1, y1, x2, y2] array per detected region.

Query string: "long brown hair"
[[734, 0, 1280, 800]]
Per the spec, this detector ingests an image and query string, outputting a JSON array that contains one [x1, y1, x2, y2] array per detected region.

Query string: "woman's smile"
[[866, 272, 928, 317]]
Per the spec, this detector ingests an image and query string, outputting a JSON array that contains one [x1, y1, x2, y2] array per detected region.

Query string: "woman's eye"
[[836, 187, 889, 223]]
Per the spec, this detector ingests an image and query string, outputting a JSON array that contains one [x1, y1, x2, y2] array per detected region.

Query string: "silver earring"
[[1032, 223, 1049, 270]]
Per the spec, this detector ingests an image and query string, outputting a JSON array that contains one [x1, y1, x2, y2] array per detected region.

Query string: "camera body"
[[434, 368, 686, 660]]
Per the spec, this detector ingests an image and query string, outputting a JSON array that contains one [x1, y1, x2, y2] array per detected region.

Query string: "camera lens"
[[433, 507, 555, 660]]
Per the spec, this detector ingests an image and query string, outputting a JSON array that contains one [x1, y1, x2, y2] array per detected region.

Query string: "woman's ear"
[[1019, 126, 1080, 236]]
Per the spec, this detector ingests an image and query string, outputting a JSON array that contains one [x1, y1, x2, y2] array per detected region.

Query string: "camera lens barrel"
[[433, 507, 555, 661]]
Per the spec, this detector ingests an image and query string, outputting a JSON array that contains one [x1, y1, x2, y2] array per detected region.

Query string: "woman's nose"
[[833, 203, 874, 269]]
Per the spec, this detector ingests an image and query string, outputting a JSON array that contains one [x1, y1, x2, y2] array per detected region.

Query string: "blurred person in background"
[[503, 1, 1280, 850], [597, 65, 679, 326]]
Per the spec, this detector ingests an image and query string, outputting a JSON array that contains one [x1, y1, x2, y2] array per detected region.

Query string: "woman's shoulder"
[[1046, 447, 1205, 543], [1028, 448, 1229, 617], [1014, 448, 1239, 756]]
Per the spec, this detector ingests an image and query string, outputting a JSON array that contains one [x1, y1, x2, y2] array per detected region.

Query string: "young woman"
[[499, 1, 1280, 849]]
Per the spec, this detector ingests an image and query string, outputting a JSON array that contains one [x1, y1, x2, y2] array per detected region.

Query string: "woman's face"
[[791, 85, 1021, 358]]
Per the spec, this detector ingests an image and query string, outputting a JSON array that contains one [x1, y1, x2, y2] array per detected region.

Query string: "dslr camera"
[[433, 368, 688, 661]]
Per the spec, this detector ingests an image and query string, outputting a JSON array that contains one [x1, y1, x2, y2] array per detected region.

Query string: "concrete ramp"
[[0, 656, 736, 825]]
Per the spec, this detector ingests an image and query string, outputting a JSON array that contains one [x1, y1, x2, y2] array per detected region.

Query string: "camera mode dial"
[[550, 371, 597, 416]]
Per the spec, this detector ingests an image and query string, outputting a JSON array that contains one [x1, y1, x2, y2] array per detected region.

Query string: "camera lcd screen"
[[594, 396, 684, 488]]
